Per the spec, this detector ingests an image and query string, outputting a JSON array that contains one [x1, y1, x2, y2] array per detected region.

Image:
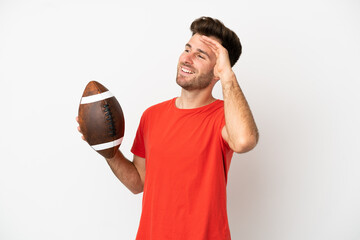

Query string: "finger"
[[200, 40, 217, 52], [200, 38, 222, 59], [76, 118, 86, 141], [200, 35, 221, 49], [200, 35, 216, 43], [77, 128, 86, 141]]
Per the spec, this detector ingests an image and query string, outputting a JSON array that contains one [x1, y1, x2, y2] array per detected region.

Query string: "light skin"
[[199, 35, 259, 153], [76, 33, 258, 194]]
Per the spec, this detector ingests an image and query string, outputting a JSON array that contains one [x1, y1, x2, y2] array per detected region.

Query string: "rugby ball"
[[78, 81, 125, 158]]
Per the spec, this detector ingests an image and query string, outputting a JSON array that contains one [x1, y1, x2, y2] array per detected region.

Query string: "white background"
[[1, 0, 359, 239]]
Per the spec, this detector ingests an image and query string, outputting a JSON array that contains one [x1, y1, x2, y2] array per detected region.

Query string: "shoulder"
[[141, 98, 175, 118], [214, 99, 224, 109], [208, 99, 225, 116], [147, 98, 174, 111]]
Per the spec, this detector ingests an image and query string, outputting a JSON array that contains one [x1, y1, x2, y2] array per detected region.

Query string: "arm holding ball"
[[76, 81, 145, 194]]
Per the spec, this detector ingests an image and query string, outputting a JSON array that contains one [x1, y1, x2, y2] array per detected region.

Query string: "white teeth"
[[181, 67, 193, 74]]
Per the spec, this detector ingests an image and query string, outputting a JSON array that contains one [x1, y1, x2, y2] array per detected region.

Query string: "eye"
[[197, 54, 205, 59]]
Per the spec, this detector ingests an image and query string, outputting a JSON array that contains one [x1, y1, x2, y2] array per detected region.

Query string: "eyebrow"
[[185, 43, 210, 58]]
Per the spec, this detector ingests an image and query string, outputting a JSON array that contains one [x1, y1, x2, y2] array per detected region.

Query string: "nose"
[[181, 52, 193, 65]]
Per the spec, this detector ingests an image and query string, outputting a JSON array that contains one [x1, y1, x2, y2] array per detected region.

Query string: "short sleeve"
[[131, 112, 146, 158]]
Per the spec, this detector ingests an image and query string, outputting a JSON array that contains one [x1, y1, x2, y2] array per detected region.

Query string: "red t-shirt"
[[131, 98, 234, 240]]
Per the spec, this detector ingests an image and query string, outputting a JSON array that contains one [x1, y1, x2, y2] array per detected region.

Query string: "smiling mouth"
[[181, 67, 195, 74]]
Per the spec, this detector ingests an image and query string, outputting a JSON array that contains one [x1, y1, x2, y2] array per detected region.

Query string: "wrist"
[[220, 69, 236, 83], [106, 149, 120, 162]]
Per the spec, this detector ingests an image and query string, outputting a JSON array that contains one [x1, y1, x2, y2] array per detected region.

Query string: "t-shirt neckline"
[[171, 97, 221, 112]]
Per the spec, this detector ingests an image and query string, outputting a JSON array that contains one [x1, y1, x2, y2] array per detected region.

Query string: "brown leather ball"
[[78, 81, 125, 158]]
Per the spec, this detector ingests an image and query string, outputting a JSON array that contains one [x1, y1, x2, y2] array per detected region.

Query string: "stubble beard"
[[176, 66, 214, 91]]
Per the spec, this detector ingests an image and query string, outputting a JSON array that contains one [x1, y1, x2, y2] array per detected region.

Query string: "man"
[[78, 16, 258, 239]]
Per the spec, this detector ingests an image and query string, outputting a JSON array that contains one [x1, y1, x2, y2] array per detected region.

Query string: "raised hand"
[[199, 35, 234, 80]]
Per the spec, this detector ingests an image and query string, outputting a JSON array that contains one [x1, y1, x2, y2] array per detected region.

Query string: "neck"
[[176, 88, 216, 109]]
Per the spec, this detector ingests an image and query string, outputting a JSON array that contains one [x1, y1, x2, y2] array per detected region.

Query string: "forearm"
[[105, 150, 144, 194], [221, 71, 259, 152]]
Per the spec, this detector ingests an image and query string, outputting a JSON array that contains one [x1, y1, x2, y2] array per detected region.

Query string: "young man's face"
[[176, 33, 219, 91]]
